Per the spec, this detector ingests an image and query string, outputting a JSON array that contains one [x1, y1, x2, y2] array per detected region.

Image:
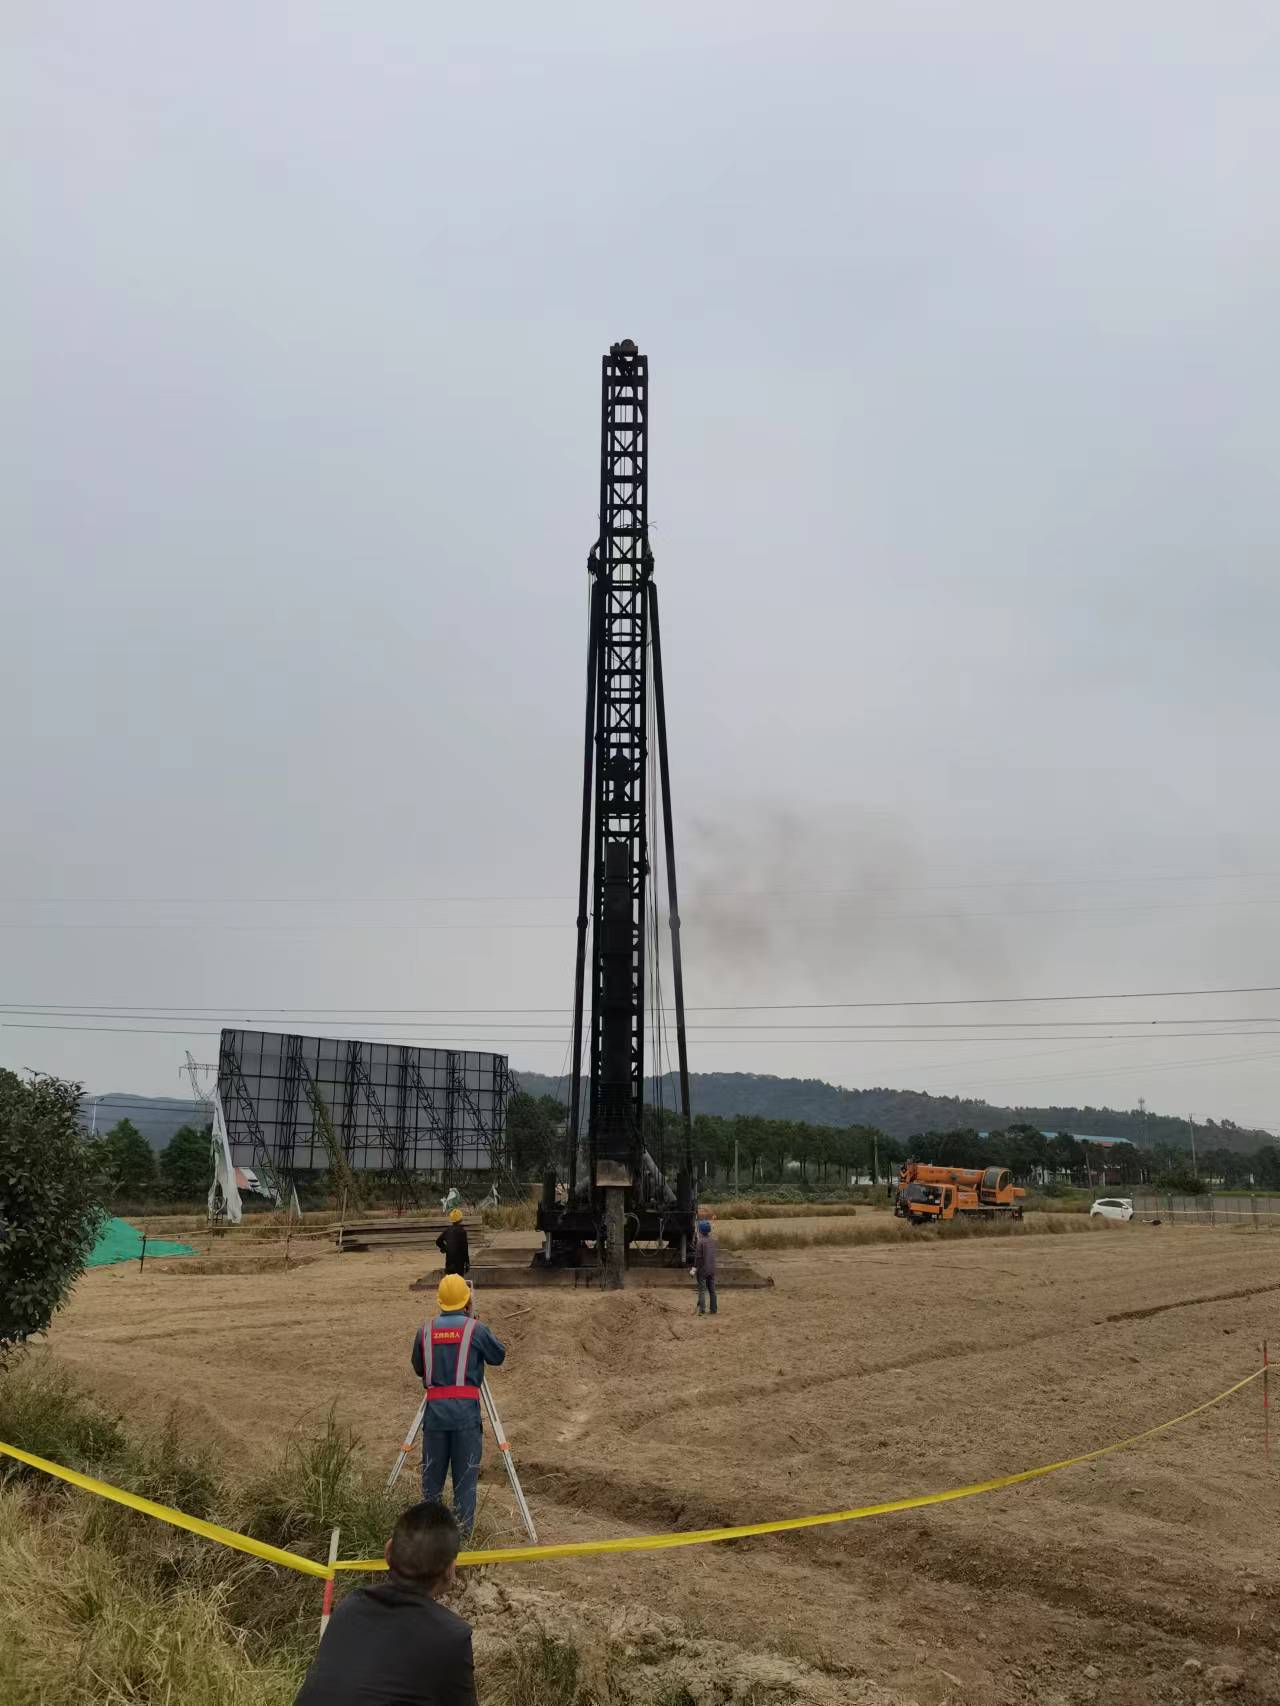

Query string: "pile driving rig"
[[536, 340, 695, 1284]]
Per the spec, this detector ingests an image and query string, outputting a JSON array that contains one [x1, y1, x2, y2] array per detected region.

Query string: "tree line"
[[512, 1070, 1275, 1156], [85, 1099, 1280, 1204], [94, 1117, 213, 1202], [506, 1092, 1280, 1193]]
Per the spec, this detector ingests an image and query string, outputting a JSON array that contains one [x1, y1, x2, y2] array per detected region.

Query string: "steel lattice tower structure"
[[540, 339, 695, 1281], [587, 340, 650, 1179]]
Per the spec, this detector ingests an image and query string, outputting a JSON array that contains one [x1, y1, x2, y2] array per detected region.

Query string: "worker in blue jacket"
[[410, 1273, 506, 1535]]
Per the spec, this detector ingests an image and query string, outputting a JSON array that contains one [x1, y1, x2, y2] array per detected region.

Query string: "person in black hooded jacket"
[[292, 1502, 475, 1706], [435, 1208, 470, 1276]]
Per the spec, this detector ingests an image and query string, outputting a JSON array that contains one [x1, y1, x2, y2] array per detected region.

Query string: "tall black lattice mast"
[[545, 339, 694, 1284], [588, 340, 650, 1183]]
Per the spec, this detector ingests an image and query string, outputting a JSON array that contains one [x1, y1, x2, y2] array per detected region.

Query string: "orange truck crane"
[[894, 1161, 1025, 1225]]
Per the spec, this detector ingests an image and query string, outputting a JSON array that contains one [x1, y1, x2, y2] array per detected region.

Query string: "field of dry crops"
[[35, 1220, 1280, 1705], [713, 1208, 1110, 1250]]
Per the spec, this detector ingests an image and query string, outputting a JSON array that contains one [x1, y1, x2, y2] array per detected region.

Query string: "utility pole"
[[1186, 1113, 1198, 1177], [734, 1138, 739, 1197]]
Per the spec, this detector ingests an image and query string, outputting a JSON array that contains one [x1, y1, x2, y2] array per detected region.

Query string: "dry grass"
[[483, 1201, 539, 1231], [0, 1483, 305, 1706], [701, 1199, 866, 1221], [0, 1357, 802, 1705], [0, 1361, 415, 1701], [718, 1212, 1118, 1252], [485, 1626, 626, 1706]]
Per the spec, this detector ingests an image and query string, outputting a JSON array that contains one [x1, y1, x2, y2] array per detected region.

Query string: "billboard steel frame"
[[216, 1028, 511, 1188]]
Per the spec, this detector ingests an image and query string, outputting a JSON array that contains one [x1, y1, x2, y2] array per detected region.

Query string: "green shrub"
[[0, 1072, 105, 1353], [239, 1408, 406, 1564], [0, 1358, 125, 1474], [1156, 1169, 1207, 1195]]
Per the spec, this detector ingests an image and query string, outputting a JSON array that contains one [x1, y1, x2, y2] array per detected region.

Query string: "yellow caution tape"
[[0, 1439, 331, 1580], [343, 1362, 1268, 1570], [0, 1364, 1264, 1579]]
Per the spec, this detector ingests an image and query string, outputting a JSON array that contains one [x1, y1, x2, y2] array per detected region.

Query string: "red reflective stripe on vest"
[[424, 1315, 481, 1402]]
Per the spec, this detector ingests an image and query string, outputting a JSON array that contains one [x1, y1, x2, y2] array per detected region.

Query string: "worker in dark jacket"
[[435, 1207, 470, 1276], [293, 1501, 475, 1706], [693, 1217, 718, 1315], [410, 1274, 505, 1534]]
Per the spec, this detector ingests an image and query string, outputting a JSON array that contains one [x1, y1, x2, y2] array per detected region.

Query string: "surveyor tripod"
[[388, 1381, 538, 1543]]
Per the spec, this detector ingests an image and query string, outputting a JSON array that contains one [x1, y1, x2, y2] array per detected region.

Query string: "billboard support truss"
[[216, 1028, 512, 1195]]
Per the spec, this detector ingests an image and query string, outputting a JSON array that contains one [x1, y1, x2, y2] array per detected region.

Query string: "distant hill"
[[84, 1094, 205, 1152], [513, 1069, 1273, 1155], [89, 1074, 1275, 1159]]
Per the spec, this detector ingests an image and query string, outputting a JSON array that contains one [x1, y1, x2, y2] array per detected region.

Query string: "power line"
[[3, 981, 1279, 1014], [944, 1045, 1280, 1095], [4, 895, 1280, 930], [80, 1095, 201, 1107], [5, 1020, 1280, 1045], [5, 869, 1277, 902], [5, 1005, 1280, 1030], [5, 1005, 1280, 1031]]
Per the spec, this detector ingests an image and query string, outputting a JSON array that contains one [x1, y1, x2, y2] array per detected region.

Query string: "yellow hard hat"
[[437, 1273, 472, 1312], [449, 1207, 464, 1224]]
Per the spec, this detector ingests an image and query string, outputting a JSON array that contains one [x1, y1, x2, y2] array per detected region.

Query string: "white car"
[[1090, 1197, 1134, 1221]]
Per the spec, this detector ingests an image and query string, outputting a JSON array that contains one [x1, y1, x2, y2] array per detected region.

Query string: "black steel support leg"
[[647, 579, 694, 1177], [567, 573, 602, 1199]]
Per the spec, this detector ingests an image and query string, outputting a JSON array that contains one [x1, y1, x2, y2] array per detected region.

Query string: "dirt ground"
[[39, 1224, 1280, 1705]]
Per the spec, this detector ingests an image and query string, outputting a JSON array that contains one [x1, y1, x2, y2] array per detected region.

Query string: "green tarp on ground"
[[87, 1218, 195, 1267]]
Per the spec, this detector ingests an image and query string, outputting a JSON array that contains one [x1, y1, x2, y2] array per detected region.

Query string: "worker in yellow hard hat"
[[434, 1205, 470, 1277], [410, 1274, 506, 1532]]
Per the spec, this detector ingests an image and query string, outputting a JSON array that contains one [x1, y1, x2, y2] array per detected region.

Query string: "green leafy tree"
[[830, 1126, 861, 1183], [732, 1114, 763, 1184], [0, 1071, 105, 1352], [923, 1128, 986, 1169], [791, 1121, 817, 1181], [691, 1114, 732, 1185], [1205, 1147, 1249, 1188], [159, 1123, 213, 1200], [1046, 1132, 1082, 1181], [100, 1118, 157, 1198], [1155, 1166, 1206, 1195], [506, 1092, 565, 1177], [766, 1120, 794, 1181], [1004, 1124, 1048, 1182]]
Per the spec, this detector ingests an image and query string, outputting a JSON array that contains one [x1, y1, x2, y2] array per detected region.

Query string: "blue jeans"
[[422, 1427, 483, 1533], [696, 1273, 718, 1314]]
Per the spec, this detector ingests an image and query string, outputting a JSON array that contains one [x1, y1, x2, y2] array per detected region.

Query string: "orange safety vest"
[[422, 1316, 481, 1402]]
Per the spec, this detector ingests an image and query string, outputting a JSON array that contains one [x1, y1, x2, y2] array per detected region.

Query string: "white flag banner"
[[209, 1089, 243, 1225]]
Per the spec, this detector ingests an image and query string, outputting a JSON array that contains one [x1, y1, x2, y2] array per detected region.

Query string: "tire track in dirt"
[[521, 1466, 1279, 1663], [1105, 1279, 1280, 1323], [619, 1248, 1266, 1437], [617, 1315, 1102, 1435], [857, 1524, 1280, 1656]]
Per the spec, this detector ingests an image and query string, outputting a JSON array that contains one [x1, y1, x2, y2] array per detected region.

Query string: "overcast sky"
[[5, 4, 1279, 1133]]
